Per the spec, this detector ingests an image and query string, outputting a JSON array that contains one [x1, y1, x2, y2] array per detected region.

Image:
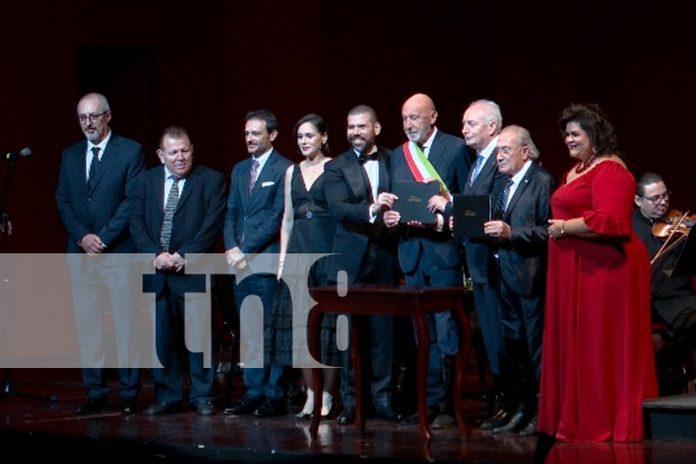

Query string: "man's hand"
[[80, 233, 106, 256], [484, 220, 511, 240], [154, 252, 176, 271], [427, 194, 449, 214], [225, 247, 247, 269], [383, 210, 401, 229]]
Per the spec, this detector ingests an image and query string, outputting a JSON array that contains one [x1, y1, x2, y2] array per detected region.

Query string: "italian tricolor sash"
[[402, 141, 450, 196]]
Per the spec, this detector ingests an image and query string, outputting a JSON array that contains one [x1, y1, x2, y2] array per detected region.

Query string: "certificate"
[[453, 194, 491, 240], [392, 181, 440, 224]]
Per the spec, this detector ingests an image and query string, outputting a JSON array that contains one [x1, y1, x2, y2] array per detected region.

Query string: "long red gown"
[[537, 161, 658, 442]]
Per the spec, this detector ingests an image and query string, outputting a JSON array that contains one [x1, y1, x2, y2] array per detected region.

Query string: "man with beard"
[[56, 92, 144, 415], [384, 93, 470, 425], [223, 109, 293, 417], [323, 105, 401, 425]]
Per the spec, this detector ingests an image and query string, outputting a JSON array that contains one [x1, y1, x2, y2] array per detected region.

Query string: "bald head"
[[402, 93, 437, 145]]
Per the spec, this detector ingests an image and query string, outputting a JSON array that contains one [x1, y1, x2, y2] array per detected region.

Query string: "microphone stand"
[[1, 154, 57, 402]]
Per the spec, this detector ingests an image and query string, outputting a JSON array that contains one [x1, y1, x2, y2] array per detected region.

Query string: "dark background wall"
[[1, 1, 694, 252]]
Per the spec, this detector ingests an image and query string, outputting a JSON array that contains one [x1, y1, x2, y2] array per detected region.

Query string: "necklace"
[[575, 154, 597, 174]]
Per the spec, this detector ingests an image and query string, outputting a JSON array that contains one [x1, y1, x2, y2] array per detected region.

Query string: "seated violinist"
[[633, 172, 696, 393]]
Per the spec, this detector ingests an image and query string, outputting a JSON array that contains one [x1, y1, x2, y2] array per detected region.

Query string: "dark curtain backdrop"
[[1, 1, 694, 252]]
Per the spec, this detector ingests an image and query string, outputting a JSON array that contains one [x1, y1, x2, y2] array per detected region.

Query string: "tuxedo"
[[323, 147, 400, 410], [129, 163, 226, 405], [55, 132, 145, 403], [223, 149, 292, 402], [390, 130, 470, 407]]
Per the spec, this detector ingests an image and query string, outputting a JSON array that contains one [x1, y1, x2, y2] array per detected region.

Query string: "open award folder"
[[392, 181, 440, 224], [453, 194, 491, 240]]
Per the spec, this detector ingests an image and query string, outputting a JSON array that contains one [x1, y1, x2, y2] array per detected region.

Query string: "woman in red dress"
[[538, 103, 658, 442]]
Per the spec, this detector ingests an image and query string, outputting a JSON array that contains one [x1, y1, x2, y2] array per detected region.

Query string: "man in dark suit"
[[459, 99, 508, 427], [482, 125, 552, 434], [323, 105, 401, 425], [384, 93, 470, 424], [223, 110, 292, 417], [56, 92, 145, 415], [130, 126, 226, 416]]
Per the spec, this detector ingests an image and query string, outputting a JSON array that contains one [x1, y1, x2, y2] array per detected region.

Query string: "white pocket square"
[[261, 181, 275, 187]]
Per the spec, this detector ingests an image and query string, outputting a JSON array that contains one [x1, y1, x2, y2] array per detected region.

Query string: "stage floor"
[[1, 368, 695, 463]]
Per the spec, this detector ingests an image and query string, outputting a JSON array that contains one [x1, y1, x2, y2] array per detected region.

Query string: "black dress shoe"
[[195, 400, 215, 416], [74, 397, 107, 415], [518, 414, 537, 436], [492, 407, 532, 433], [143, 401, 178, 416], [479, 407, 511, 430], [253, 399, 286, 417], [337, 406, 356, 425], [373, 404, 402, 422], [120, 398, 137, 415], [403, 405, 439, 425], [223, 395, 264, 416]]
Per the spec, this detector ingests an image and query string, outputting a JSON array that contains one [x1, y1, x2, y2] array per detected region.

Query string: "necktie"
[[495, 179, 514, 219], [248, 158, 260, 193], [160, 176, 181, 252], [470, 154, 485, 185], [87, 146, 101, 189]]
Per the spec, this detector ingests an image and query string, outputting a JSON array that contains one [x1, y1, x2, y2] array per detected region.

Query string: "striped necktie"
[[160, 176, 181, 252]]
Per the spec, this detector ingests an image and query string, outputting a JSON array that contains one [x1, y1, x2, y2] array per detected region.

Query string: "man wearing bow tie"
[[323, 105, 401, 425]]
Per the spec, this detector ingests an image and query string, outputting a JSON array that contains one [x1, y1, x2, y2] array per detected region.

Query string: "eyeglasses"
[[77, 111, 109, 124], [641, 191, 671, 203]]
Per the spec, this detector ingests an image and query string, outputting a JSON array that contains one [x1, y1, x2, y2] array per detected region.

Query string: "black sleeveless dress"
[[265, 165, 339, 366]]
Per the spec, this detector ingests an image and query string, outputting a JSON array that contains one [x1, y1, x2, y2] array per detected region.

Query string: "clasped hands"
[[155, 251, 185, 272], [225, 246, 248, 270]]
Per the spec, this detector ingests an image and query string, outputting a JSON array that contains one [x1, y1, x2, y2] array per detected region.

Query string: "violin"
[[650, 209, 695, 266], [651, 209, 696, 239]]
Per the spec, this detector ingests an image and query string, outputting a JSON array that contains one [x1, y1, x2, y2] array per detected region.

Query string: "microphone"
[[5, 147, 32, 161]]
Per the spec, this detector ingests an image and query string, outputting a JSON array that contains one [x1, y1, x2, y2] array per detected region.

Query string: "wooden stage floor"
[[1, 368, 695, 463]]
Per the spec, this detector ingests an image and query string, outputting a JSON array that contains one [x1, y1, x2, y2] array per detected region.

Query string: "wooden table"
[[307, 285, 472, 460]]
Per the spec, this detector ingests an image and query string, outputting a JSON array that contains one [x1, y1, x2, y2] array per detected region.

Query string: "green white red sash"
[[402, 141, 450, 196]]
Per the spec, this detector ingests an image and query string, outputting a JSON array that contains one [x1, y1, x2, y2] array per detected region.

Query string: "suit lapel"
[[175, 165, 197, 212], [88, 136, 118, 193], [344, 153, 371, 200], [503, 164, 535, 219], [427, 132, 447, 171]]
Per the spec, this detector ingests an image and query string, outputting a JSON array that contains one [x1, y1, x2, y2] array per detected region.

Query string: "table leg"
[[308, 307, 323, 438], [351, 316, 365, 435], [453, 302, 473, 438], [413, 313, 433, 458]]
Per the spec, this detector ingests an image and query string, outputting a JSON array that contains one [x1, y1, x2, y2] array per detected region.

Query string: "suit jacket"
[[462, 148, 507, 284], [56, 133, 145, 253], [223, 150, 292, 255], [493, 163, 553, 297], [324, 147, 395, 283], [390, 131, 470, 274], [129, 164, 226, 295]]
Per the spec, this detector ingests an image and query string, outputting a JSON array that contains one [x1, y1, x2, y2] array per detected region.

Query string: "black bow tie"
[[358, 151, 378, 164]]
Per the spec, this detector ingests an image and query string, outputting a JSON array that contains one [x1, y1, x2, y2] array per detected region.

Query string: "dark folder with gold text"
[[453, 194, 491, 240], [393, 181, 440, 224]]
